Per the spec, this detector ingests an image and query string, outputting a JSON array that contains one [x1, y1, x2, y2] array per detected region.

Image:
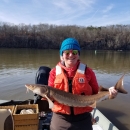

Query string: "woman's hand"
[[109, 86, 118, 99]]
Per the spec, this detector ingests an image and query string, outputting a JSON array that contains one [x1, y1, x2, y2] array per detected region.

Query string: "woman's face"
[[62, 50, 79, 68]]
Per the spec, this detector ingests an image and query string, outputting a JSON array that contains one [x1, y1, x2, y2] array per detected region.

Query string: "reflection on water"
[[0, 48, 130, 130], [1, 49, 129, 74], [81, 50, 130, 74]]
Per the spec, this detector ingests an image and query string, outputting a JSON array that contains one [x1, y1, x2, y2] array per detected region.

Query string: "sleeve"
[[48, 68, 56, 87], [85, 67, 99, 94]]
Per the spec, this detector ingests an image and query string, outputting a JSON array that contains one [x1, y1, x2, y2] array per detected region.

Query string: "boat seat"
[[0, 109, 14, 130]]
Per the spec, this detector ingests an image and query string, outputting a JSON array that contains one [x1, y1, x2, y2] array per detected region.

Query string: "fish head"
[[25, 84, 48, 96]]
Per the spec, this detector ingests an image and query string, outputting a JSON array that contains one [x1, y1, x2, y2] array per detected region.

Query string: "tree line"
[[0, 22, 130, 50]]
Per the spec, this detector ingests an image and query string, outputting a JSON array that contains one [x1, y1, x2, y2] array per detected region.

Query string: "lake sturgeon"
[[25, 74, 127, 108]]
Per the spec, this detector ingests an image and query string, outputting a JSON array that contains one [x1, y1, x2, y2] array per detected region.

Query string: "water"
[[0, 48, 130, 130]]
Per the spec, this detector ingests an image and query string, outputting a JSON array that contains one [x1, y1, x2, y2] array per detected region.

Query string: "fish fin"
[[114, 74, 127, 94], [26, 88, 29, 93], [99, 86, 109, 92], [89, 101, 96, 108], [44, 95, 54, 109]]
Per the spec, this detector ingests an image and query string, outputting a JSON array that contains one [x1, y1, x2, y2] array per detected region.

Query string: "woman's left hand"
[[109, 86, 118, 99]]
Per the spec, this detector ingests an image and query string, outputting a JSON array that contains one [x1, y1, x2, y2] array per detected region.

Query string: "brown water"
[[0, 48, 130, 130]]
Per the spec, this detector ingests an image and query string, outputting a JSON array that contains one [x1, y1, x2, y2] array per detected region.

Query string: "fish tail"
[[114, 74, 127, 94]]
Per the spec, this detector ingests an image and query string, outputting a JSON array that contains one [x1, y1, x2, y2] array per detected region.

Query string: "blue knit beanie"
[[60, 38, 80, 56]]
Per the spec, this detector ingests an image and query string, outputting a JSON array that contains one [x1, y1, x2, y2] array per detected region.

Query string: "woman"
[[48, 38, 117, 130]]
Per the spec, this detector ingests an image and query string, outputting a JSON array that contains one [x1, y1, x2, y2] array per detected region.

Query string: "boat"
[[91, 107, 119, 130], [0, 99, 119, 130]]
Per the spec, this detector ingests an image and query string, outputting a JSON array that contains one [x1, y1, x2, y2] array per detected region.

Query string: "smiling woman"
[[46, 37, 118, 130], [47, 37, 99, 130]]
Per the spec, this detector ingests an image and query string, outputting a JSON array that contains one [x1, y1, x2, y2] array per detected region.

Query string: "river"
[[0, 48, 130, 130]]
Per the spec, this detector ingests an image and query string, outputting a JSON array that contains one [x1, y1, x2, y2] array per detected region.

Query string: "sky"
[[0, 0, 130, 27]]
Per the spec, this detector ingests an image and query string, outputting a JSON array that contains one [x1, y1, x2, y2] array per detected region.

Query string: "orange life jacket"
[[52, 63, 94, 115]]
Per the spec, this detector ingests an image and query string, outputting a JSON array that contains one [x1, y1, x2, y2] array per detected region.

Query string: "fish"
[[25, 74, 127, 108]]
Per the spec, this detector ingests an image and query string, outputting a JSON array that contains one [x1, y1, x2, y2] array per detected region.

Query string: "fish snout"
[[25, 84, 36, 91]]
